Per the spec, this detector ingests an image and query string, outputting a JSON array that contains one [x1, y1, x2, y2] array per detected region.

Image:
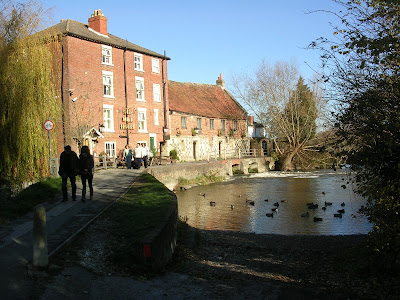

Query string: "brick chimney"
[[216, 73, 225, 89], [248, 116, 254, 125], [88, 9, 107, 35]]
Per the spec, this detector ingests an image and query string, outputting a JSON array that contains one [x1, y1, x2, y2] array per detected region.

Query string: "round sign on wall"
[[43, 120, 54, 131]]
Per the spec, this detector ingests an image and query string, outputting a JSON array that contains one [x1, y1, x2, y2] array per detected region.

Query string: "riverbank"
[[40, 214, 398, 299]]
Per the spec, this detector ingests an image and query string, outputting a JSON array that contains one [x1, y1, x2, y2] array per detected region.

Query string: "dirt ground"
[[41, 215, 397, 300]]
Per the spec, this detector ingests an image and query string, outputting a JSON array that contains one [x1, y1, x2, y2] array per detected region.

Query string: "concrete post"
[[33, 205, 48, 267]]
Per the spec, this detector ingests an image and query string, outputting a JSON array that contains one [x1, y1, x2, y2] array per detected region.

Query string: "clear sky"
[[40, 0, 341, 87]]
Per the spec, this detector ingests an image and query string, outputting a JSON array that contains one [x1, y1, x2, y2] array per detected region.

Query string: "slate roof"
[[43, 19, 169, 59], [168, 81, 248, 120]]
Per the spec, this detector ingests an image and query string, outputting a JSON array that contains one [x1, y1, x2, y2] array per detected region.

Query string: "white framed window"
[[152, 58, 160, 73], [102, 45, 112, 65], [153, 83, 161, 102], [197, 118, 202, 129], [105, 142, 116, 157], [135, 76, 145, 101], [103, 104, 114, 132], [102, 71, 114, 98], [134, 53, 143, 71], [210, 119, 214, 130], [221, 119, 226, 130], [154, 109, 159, 126], [234, 120, 238, 131], [138, 108, 147, 133], [181, 116, 187, 129]]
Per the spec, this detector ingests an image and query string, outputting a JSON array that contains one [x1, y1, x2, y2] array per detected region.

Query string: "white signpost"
[[43, 120, 54, 175]]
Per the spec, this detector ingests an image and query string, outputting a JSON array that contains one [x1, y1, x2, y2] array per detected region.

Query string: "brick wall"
[[62, 36, 168, 157]]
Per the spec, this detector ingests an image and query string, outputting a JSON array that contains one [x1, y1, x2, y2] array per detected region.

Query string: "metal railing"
[[206, 148, 264, 161]]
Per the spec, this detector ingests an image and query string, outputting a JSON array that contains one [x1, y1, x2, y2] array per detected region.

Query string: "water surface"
[[176, 170, 372, 235]]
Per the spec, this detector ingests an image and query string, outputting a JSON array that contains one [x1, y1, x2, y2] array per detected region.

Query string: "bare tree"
[[231, 60, 325, 170]]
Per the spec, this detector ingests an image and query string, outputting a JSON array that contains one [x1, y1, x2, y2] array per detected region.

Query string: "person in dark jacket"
[[79, 145, 94, 202], [59, 145, 79, 202]]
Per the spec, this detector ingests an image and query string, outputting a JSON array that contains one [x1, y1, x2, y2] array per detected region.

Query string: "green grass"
[[108, 173, 174, 269], [0, 177, 61, 225]]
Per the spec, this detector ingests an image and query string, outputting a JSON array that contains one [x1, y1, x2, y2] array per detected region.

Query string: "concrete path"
[[0, 168, 142, 299]]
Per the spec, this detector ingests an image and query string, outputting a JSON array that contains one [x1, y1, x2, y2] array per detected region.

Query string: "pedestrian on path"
[[142, 143, 150, 168], [59, 145, 79, 201], [134, 143, 143, 169], [79, 145, 94, 202]]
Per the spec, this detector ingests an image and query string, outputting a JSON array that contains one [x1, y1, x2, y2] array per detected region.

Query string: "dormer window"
[[134, 53, 143, 71], [102, 45, 112, 65]]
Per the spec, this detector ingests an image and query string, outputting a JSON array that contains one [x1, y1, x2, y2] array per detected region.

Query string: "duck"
[[230, 205, 235, 210], [246, 199, 255, 206], [334, 213, 343, 218], [337, 209, 345, 214], [322, 191, 326, 195], [322, 206, 327, 211], [264, 199, 269, 202], [301, 212, 309, 218], [199, 193, 206, 197], [341, 202, 346, 207], [273, 202, 280, 207], [209, 201, 216, 206], [314, 217, 323, 222], [280, 200, 288, 203], [266, 213, 274, 218], [324, 201, 333, 206], [307, 203, 318, 209], [271, 207, 278, 212]]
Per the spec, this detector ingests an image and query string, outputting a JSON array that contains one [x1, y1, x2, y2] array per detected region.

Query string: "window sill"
[[136, 99, 146, 102], [102, 129, 115, 133], [102, 63, 114, 66], [135, 69, 145, 72], [103, 95, 115, 99]]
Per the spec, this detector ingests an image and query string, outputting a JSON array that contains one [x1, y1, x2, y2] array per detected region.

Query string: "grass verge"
[[0, 177, 61, 225], [107, 172, 174, 272]]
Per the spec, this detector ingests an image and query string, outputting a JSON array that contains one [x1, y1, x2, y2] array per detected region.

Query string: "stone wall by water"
[[148, 160, 233, 190]]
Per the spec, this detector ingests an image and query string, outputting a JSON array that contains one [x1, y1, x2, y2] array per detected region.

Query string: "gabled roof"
[[168, 81, 248, 120], [43, 19, 169, 60]]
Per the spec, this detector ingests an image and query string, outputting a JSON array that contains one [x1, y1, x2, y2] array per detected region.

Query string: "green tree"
[[232, 61, 323, 171], [0, 1, 61, 183], [310, 0, 400, 270]]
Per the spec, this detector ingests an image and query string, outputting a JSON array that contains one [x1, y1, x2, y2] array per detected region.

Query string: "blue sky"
[[40, 0, 341, 87]]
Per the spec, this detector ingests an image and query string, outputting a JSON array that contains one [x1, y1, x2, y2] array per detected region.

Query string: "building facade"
[[165, 74, 249, 161], [46, 10, 169, 158]]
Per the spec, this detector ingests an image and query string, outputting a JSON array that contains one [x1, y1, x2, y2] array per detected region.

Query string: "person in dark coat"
[[59, 145, 79, 202], [79, 145, 94, 202]]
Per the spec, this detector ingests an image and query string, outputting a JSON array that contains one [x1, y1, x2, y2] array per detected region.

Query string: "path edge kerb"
[[48, 170, 144, 259]]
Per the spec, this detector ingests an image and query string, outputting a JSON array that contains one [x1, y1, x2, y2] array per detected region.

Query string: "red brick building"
[[165, 74, 249, 161], [46, 9, 169, 158]]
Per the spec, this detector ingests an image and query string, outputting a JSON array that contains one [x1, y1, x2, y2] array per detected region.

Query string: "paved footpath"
[[0, 168, 142, 299]]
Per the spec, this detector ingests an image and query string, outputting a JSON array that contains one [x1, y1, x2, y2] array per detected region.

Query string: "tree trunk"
[[281, 151, 297, 171]]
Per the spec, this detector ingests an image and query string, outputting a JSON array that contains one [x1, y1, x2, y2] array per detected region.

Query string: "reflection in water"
[[176, 170, 372, 235]]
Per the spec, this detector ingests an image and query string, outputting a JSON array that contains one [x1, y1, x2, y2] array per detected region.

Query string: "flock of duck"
[[203, 191, 347, 222]]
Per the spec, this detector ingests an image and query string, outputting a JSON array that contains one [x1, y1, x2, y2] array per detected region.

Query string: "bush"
[[169, 149, 179, 160]]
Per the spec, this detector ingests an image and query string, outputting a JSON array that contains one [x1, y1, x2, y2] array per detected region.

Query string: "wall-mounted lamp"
[[72, 97, 78, 102], [99, 124, 105, 132]]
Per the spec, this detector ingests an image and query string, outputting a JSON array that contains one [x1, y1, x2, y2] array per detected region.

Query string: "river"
[[175, 169, 372, 235]]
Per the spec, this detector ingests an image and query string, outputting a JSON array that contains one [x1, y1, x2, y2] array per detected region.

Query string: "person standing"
[[142, 143, 150, 168], [79, 145, 94, 202], [133, 143, 142, 169], [126, 148, 133, 169], [59, 145, 79, 202]]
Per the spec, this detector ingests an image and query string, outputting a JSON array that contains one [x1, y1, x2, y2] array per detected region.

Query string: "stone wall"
[[148, 160, 233, 190]]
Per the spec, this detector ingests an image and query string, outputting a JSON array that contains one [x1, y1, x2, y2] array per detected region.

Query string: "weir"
[[148, 157, 275, 190]]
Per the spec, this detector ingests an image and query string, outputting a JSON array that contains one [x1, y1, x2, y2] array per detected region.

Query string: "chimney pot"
[[216, 73, 225, 89]]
